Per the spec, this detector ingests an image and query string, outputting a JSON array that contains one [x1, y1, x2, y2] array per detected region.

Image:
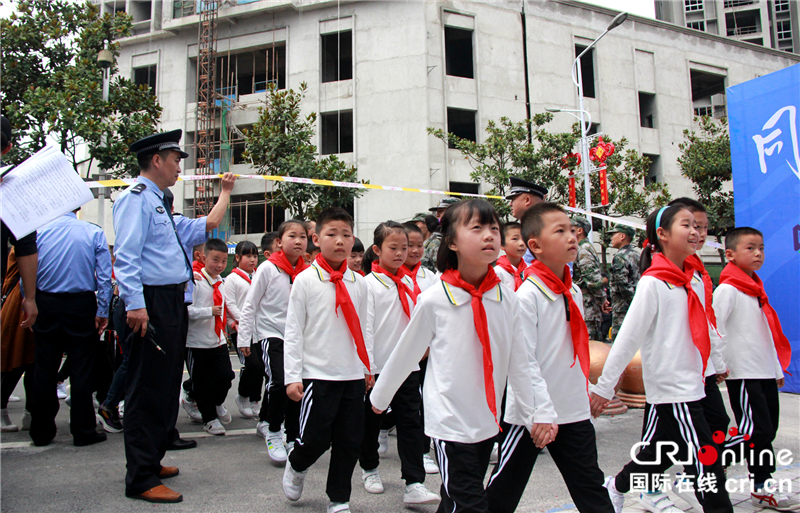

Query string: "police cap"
[[506, 177, 548, 200], [129, 129, 189, 159]]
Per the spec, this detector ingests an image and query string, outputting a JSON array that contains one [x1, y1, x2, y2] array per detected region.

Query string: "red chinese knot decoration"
[[589, 137, 615, 206], [562, 153, 581, 208]]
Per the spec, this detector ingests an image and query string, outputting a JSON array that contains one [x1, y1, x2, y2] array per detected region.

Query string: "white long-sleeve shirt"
[[713, 284, 783, 380], [410, 265, 438, 293], [591, 275, 706, 405], [224, 269, 251, 330], [365, 271, 417, 374], [494, 265, 518, 291], [691, 271, 726, 377], [371, 280, 543, 444], [512, 274, 586, 424], [284, 261, 372, 383], [187, 272, 227, 349], [238, 261, 292, 347]]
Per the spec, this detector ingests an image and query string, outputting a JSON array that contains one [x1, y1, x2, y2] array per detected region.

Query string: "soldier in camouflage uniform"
[[571, 217, 608, 341], [420, 197, 459, 273], [608, 224, 641, 340]]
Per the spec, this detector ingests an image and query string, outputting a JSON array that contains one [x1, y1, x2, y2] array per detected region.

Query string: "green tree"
[[677, 116, 733, 262], [243, 83, 366, 220], [1, 0, 162, 178]]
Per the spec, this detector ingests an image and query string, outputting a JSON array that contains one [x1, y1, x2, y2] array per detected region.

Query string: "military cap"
[[608, 224, 635, 239], [428, 197, 460, 211], [571, 216, 591, 234], [129, 129, 189, 159], [411, 212, 428, 222], [505, 177, 548, 200]]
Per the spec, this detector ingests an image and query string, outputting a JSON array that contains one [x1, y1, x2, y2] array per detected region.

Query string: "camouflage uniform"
[[421, 232, 442, 273], [573, 238, 606, 340], [609, 244, 641, 339]]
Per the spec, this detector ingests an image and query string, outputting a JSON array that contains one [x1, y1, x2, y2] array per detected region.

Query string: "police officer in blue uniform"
[[114, 129, 235, 503], [506, 177, 548, 265]]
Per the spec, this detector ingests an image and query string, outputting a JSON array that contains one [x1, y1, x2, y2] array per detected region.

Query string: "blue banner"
[[728, 63, 800, 393]]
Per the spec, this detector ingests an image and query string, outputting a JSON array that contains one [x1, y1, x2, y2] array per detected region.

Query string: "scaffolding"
[[194, 0, 219, 218]]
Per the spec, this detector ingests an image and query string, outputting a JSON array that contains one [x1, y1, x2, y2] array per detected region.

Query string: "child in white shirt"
[[494, 222, 527, 291]]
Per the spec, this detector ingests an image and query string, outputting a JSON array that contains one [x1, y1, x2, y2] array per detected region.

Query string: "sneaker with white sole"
[[489, 442, 499, 464], [204, 419, 226, 435], [286, 441, 295, 455], [57, 382, 68, 400], [251, 400, 261, 416], [216, 405, 232, 424], [180, 393, 202, 423], [8, 395, 20, 402], [638, 491, 682, 512], [362, 468, 384, 494], [423, 453, 439, 474], [256, 421, 269, 439], [267, 431, 288, 463], [1, 409, 18, 432], [283, 462, 308, 501], [377, 429, 389, 455], [327, 502, 350, 513], [672, 473, 702, 512], [21, 410, 31, 431], [404, 482, 440, 505], [235, 395, 255, 418], [752, 490, 800, 511], [603, 476, 625, 513]]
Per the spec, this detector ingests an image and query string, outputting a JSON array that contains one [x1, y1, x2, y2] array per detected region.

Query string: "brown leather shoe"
[[159, 466, 179, 479], [131, 485, 183, 503]]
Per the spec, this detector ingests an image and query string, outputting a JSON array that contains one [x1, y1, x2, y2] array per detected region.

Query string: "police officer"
[[28, 209, 113, 447], [421, 197, 460, 272], [571, 216, 610, 341], [114, 130, 235, 503], [506, 177, 548, 265], [608, 224, 640, 341]]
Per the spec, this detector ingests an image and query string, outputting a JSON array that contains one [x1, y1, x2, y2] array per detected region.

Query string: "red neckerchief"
[[644, 253, 711, 376], [402, 262, 423, 299], [687, 254, 716, 328], [315, 255, 370, 372], [440, 266, 502, 426], [371, 261, 415, 318], [525, 260, 590, 380], [202, 268, 226, 339], [268, 251, 309, 283], [192, 261, 205, 274], [496, 255, 527, 291], [231, 267, 252, 284], [719, 263, 792, 372], [355, 269, 365, 277]]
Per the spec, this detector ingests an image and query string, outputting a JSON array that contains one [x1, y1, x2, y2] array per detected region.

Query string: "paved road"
[[2, 356, 798, 512]]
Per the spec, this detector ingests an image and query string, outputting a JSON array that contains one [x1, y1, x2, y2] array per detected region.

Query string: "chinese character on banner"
[[752, 106, 800, 182], [589, 138, 615, 206], [561, 152, 581, 208], [630, 473, 649, 492], [698, 474, 718, 494], [675, 474, 696, 494], [652, 473, 672, 492]]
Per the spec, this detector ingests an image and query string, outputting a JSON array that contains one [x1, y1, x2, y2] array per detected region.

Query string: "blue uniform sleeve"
[[94, 228, 113, 318], [175, 215, 208, 248], [113, 192, 147, 311]]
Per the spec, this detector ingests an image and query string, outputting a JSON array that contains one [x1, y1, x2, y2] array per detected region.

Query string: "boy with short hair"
[[261, 232, 279, 258], [494, 222, 527, 291], [348, 237, 365, 276], [714, 227, 796, 511], [282, 208, 373, 513], [186, 238, 236, 436], [487, 202, 614, 513], [180, 243, 207, 422]]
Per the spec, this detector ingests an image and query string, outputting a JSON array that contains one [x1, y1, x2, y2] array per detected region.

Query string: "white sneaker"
[[603, 476, 625, 513], [267, 431, 288, 463], [92, 393, 99, 409], [404, 482, 440, 505], [283, 462, 308, 501], [180, 393, 202, 423], [423, 453, 439, 474], [216, 404, 231, 424], [256, 421, 269, 439], [489, 442, 499, 464], [57, 382, 68, 400], [286, 441, 295, 455], [1, 409, 18, 432], [204, 419, 226, 435], [362, 468, 384, 494], [672, 473, 702, 512], [251, 400, 261, 416], [377, 429, 389, 455], [235, 395, 255, 418], [327, 502, 350, 513], [638, 491, 682, 512], [752, 489, 800, 511], [21, 410, 31, 430], [8, 395, 20, 402]]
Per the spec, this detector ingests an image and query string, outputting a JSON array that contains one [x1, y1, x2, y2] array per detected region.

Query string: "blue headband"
[[655, 206, 670, 230]]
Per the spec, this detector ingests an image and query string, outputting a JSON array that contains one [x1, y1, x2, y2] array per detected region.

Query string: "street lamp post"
[[97, 48, 114, 231], [552, 12, 627, 243]]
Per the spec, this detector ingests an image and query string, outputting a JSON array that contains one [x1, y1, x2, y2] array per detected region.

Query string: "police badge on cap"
[[129, 129, 190, 159], [506, 177, 548, 200]]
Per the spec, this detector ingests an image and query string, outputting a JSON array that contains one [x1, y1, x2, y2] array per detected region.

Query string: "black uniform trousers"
[[30, 290, 99, 446], [486, 419, 614, 513], [723, 379, 779, 485], [186, 345, 234, 424], [360, 371, 426, 485], [124, 284, 187, 496], [289, 378, 365, 504], [264, 338, 299, 441], [433, 436, 494, 513], [235, 334, 264, 402], [419, 356, 431, 455], [615, 400, 733, 513]]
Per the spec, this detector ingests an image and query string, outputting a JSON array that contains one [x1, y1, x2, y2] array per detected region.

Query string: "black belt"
[[143, 283, 187, 292], [36, 289, 96, 299]]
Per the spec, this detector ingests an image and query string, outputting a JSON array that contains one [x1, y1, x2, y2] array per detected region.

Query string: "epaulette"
[[130, 183, 146, 194]]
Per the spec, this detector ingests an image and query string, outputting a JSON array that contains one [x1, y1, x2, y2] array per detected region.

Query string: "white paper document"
[[0, 146, 94, 239]]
